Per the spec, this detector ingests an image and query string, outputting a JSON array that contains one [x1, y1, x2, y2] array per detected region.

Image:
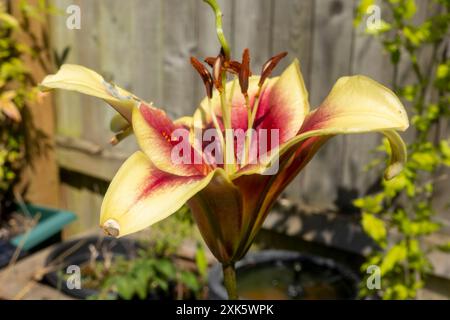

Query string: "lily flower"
[[40, 0, 408, 300], [41, 56, 408, 262]]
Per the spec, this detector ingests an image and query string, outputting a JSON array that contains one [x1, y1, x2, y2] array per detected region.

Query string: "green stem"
[[203, 0, 231, 59], [222, 263, 238, 300]]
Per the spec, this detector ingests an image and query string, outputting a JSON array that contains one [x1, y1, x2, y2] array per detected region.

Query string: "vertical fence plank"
[[131, 0, 164, 106], [232, 0, 273, 70], [341, 1, 394, 202], [271, 0, 314, 81], [297, 0, 356, 210], [51, 0, 83, 138], [162, 0, 198, 118], [271, 0, 315, 202]]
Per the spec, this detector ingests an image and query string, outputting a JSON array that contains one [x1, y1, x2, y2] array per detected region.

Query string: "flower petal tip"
[[384, 162, 403, 180], [102, 219, 120, 237]]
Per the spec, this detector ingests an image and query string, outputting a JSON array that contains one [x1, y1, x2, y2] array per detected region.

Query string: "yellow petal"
[[241, 75, 409, 179], [133, 103, 209, 176], [100, 151, 216, 237], [304, 75, 409, 134], [382, 130, 407, 180], [40, 64, 139, 121]]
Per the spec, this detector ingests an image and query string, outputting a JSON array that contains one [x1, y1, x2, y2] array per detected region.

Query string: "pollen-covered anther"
[[102, 219, 120, 237], [259, 51, 288, 87], [161, 131, 171, 143]]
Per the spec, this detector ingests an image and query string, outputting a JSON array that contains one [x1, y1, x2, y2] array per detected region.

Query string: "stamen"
[[190, 57, 214, 99], [204, 57, 216, 67], [227, 60, 243, 75], [258, 51, 288, 87], [239, 48, 250, 96], [219, 72, 235, 173], [208, 98, 225, 165], [206, 57, 242, 75], [239, 48, 251, 166], [213, 54, 224, 91]]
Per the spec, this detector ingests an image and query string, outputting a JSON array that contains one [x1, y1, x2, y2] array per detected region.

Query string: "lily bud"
[[258, 51, 288, 87], [190, 56, 214, 99]]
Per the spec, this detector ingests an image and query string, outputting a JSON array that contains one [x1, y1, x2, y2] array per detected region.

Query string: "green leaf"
[[179, 271, 200, 292], [404, 0, 417, 19], [362, 212, 387, 245], [439, 140, 450, 166], [115, 277, 135, 300], [154, 259, 176, 279], [354, 0, 375, 26], [436, 63, 449, 80], [380, 244, 407, 275], [384, 283, 410, 300], [365, 20, 392, 35], [195, 244, 208, 278], [0, 13, 19, 28], [353, 193, 384, 213], [437, 242, 450, 253]]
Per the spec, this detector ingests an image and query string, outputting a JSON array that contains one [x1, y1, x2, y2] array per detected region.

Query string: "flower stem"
[[222, 263, 238, 300], [203, 0, 231, 60]]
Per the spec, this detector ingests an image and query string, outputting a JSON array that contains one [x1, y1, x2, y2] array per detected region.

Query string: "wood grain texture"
[[271, 0, 315, 201], [297, 0, 356, 210]]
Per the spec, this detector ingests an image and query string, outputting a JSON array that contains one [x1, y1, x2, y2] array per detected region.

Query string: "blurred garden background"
[[0, 0, 449, 300]]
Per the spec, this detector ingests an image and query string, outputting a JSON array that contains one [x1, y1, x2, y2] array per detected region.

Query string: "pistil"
[[220, 74, 235, 173], [243, 86, 263, 166], [208, 98, 225, 165]]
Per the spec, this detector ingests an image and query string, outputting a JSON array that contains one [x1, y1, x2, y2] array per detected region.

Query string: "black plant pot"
[[43, 236, 140, 299], [208, 250, 359, 300]]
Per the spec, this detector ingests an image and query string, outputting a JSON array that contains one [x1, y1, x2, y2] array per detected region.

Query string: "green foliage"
[[0, 1, 56, 216], [91, 250, 205, 300], [87, 206, 208, 300], [355, 0, 450, 299]]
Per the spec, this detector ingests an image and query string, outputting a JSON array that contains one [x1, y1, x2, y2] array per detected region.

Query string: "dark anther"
[[239, 48, 250, 96], [259, 51, 288, 87], [190, 56, 214, 99], [204, 57, 216, 67], [227, 60, 242, 75]]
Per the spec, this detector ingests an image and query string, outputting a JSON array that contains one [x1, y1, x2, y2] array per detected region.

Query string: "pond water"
[[236, 259, 356, 300]]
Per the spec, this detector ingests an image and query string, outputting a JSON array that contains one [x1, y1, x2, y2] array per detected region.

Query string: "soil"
[[0, 211, 37, 241]]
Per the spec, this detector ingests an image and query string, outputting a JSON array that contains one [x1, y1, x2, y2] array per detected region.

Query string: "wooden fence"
[[47, 0, 449, 235]]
